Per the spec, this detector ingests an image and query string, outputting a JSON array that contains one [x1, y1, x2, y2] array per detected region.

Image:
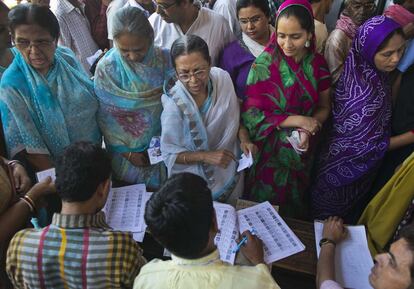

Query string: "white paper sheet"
[[237, 151, 253, 172], [86, 49, 103, 66], [36, 168, 56, 182], [237, 201, 305, 264], [133, 231, 146, 242], [213, 202, 239, 264], [314, 221, 374, 289], [103, 184, 147, 232]]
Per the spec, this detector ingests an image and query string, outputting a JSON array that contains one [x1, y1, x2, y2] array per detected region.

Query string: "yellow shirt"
[[133, 249, 281, 289]]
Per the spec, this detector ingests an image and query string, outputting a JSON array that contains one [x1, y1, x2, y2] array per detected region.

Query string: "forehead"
[[391, 239, 414, 268], [277, 16, 306, 33], [116, 33, 148, 49], [13, 24, 52, 39], [238, 6, 266, 17], [174, 52, 209, 70], [378, 33, 406, 53], [156, 0, 176, 5], [351, 0, 374, 5]]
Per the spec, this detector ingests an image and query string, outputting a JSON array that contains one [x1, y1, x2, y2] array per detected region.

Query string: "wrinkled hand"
[[322, 216, 348, 244], [238, 230, 265, 265], [124, 152, 150, 167], [12, 163, 31, 193], [240, 142, 258, 158], [299, 116, 321, 135], [26, 177, 56, 209], [203, 150, 236, 169], [298, 131, 310, 151]]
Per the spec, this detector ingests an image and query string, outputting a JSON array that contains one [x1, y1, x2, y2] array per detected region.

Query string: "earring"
[[305, 40, 310, 48]]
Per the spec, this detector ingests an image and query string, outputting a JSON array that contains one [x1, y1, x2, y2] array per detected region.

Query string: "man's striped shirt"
[[7, 212, 146, 289]]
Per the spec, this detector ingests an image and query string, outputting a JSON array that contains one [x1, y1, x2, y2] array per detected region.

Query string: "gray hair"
[[112, 6, 154, 41]]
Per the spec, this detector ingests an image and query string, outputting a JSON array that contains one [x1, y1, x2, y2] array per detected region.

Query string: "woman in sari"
[[219, 0, 274, 100], [358, 152, 414, 256], [0, 4, 101, 172], [161, 35, 257, 204], [311, 16, 406, 223], [242, 0, 331, 218], [94, 6, 172, 190]]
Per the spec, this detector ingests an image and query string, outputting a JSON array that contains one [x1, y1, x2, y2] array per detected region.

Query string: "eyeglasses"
[[157, 1, 177, 11], [14, 39, 55, 50], [352, 1, 375, 10], [239, 15, 262, 25], [177, 69, 209, 82]]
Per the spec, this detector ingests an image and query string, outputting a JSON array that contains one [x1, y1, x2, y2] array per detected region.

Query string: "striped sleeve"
[[6, 229, 31, 289]]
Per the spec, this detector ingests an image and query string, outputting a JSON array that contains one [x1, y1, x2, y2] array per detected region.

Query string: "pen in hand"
[[233, 229, 256, 253]]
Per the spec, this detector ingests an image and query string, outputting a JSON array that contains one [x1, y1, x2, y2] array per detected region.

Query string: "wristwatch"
[[319, 238, 336, 248]]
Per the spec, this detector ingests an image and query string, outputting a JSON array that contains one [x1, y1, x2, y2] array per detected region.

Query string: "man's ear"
[[97, 178, 111, 199]]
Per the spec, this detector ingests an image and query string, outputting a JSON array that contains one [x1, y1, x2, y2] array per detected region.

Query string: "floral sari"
[[242, 0, 331, 218], [94, 46, 172, 189]]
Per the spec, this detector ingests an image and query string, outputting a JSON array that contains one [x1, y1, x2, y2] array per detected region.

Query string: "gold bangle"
[[23, 195, 37, 214], [20, 197, 34, 213], [127, 152, 132, 161]]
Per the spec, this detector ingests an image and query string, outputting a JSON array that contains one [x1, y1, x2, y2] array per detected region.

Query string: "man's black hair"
[[55, 141, 111, 202], [144, 173, 214, 259]]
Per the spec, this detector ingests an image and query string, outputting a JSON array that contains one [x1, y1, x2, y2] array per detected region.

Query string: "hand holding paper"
[[237, 151, 253, 172]]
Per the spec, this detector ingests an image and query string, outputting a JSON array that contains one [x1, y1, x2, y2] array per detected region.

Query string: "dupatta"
[[94, 46, 172, 186], [161, 67, 240, 200], [0, 47, 101, 159]]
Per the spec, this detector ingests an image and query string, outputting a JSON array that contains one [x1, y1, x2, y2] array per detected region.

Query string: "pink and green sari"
[[241, 0, 331, 218]]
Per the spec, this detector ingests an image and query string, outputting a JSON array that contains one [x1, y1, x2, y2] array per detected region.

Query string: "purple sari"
[[311, 16, 401, 221]]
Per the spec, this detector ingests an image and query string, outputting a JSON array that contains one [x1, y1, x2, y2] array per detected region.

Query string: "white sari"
[[242, 25, 275, 58], [161, 67, 243, 202]]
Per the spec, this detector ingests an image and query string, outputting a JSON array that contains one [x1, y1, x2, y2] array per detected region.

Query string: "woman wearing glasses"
[[219, 0, 273, 100], [161, 35, 257, 204], [0, 4, 101, 171], [94, 6, 172, 190]]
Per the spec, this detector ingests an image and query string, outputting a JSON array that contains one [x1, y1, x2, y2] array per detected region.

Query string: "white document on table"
[[103, 184, 149, 232], [314, 221, 374, 289], [237, 151, 253, 172], [36, 168, 56, 183], [238, 202, 305, 264], [213, 201, 305, 264]]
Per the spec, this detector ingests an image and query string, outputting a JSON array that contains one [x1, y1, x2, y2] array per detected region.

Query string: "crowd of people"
[[1, 0, 414, 287]]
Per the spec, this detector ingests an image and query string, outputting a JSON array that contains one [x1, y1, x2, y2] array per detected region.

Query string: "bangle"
[[183, 154, 188, 165], [20, 197, 35, 213], [8, 160, 22, 167], [319, 238, 336, 248], [23, 195, 37, 214], [127, 152, 132, 161]]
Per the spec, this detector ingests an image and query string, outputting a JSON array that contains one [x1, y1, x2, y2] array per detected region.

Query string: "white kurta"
[[212, 0, 241, 37], [149, 7, 235, 65]]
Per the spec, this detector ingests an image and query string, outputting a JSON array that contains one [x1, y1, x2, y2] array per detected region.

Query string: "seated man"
[[134, 172, 280, 289], [7, 141, 146, 289], [317, 216, 414, 289], [149, 0, 235, 65]]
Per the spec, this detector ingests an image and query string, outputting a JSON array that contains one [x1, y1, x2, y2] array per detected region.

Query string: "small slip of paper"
[[237, 151, 253, 172], [36, 168, 56, 182], [86, 49, 103, 66], [287, 130, 306, 155], [147, 136, 163, 165]]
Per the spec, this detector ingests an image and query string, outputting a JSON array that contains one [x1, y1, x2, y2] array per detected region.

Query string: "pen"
[[232, 235, 248, 253]]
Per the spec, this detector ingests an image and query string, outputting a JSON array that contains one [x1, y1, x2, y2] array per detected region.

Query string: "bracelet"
[[8, 160, 22, 167], [319, 238, 336, 248], [127, 152, 132, 161], [297, 128, 313, 137], [23, 195, 37, 214], [20, 197, 35, 213]]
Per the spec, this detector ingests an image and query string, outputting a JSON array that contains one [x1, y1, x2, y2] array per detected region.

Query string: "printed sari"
[[0, 47, 101, 159], [242, 0, 331, 218], [311, 16, 401, 222], [94, 46, 172, 189]]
